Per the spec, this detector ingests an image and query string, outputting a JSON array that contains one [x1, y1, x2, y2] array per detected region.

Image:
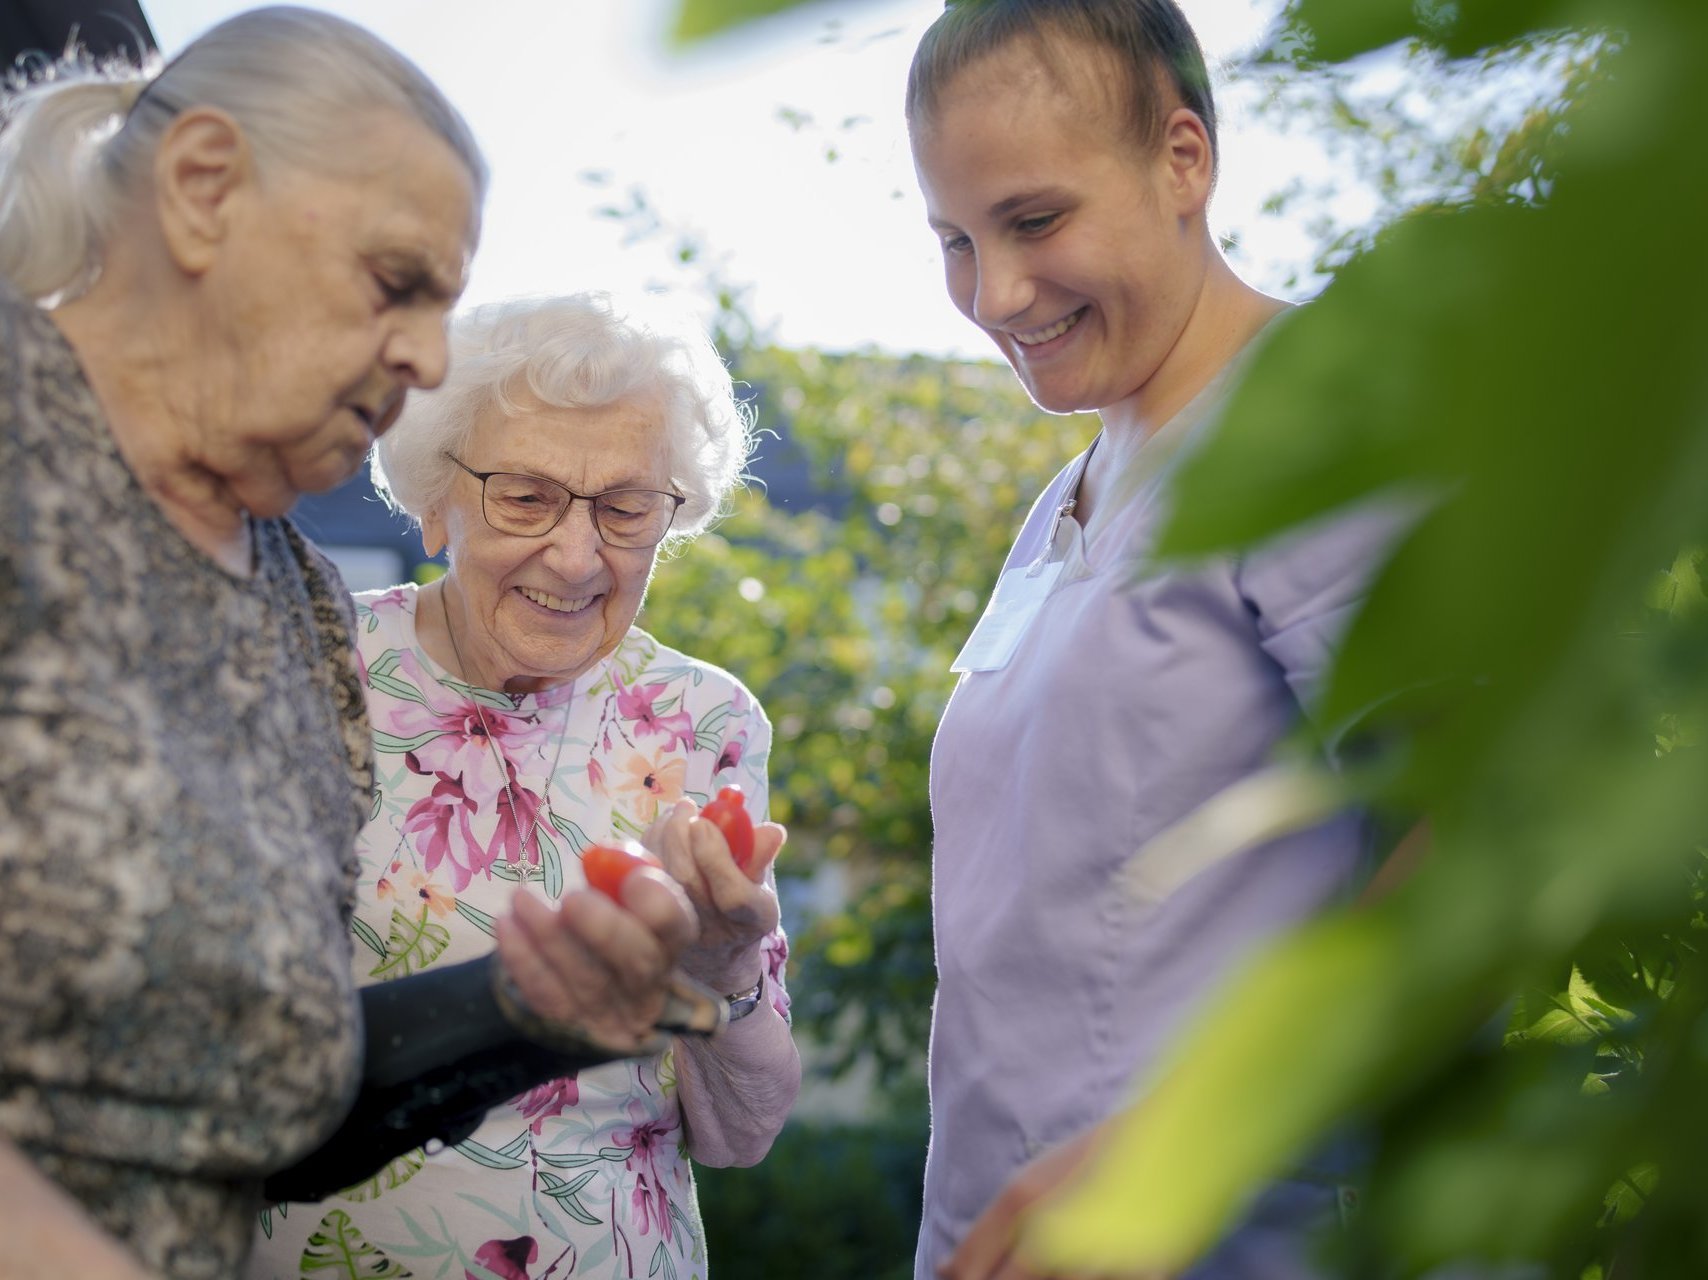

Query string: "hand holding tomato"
[[580, 840, 662, 900], [699, 786, 755, 870], [495, 846, 696, 1054], [641, 797, 786, 994]]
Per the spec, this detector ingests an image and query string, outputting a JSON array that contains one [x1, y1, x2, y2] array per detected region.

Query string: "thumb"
[[744, 821, 786, 883]]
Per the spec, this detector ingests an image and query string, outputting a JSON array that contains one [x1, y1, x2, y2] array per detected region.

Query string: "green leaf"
[[549, 812, 593, 854], [440, 676, 516, 710], [695, 703, 732, 744], [371, 729, 445, 755], [351, 916, 387, 958], [301, 1208, 414, 1277], [538, 1170, 603, 1225], [541, 1169, 598, 1197], [649, 1240, 679, 1279], [336, 1150, 427, 1203], [367, 908, 450, 981], [538, 826, 564, 898], [537, 1150, 619, 1169], [1599, 1162, 1658, 1227], [669, 0, 825, 44], [1648, 547, 1706, 618], [449, 1138, 527, 1170], [1285, 0, 1422, 63], [453, 898, 496, 936]]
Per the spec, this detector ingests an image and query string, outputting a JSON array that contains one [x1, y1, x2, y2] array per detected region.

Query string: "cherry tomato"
[[699, 785, 755, 871], [581, 841, 659, 900]]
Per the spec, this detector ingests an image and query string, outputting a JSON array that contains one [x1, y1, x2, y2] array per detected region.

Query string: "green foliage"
[[1240, 20, 1606, 291], [695, 1100, 928, 1280], [1027, 0, 1708, 1274], [669, 0, 880, 44], [642, 345, 1092, 1084]]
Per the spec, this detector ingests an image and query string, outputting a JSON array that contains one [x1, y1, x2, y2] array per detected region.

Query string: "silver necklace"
[[439, 581, 572, 869]]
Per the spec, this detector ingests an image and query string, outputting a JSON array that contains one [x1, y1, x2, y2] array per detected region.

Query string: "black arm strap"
[[262, 956, 617, 1203]]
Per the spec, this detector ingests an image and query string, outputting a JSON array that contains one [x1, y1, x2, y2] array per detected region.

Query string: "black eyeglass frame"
[[444, 453, 685, 549]]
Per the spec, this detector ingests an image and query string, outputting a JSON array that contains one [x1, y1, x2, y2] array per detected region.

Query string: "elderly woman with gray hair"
[[247, 294, 800, 1280], [0, 11, 714, 1279]]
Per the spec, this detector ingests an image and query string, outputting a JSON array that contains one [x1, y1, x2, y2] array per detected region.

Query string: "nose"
[[384, 308, 453, 391], [968, 245, 1033, 331], [538, 499, 608, 577]]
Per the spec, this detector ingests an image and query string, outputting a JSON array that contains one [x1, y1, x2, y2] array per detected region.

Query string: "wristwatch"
[[724, 973, 766, 1023]]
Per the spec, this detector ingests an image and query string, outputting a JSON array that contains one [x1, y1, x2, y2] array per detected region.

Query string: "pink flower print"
[[715, 730, 746, 775], [488, 760, 546, 867], [614, 675, 664, 724], [613, 751, 687, 824], [615, 674, 696, 751], [467, 1236, 537, 1280], [587, 756, 606, 796], [399, 773, 490, 892], [367, 586, 411, 617], [513, 1074, 580, 1134], [763, 932, 792, 1020], [615, 1103, 680, 1242], [387, 649, 548, 810]]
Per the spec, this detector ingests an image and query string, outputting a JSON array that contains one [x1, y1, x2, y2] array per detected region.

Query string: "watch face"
[[726, 975, 765, 1022]]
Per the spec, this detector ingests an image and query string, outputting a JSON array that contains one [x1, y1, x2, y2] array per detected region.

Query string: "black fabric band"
[[261, 955, 616, 1204]]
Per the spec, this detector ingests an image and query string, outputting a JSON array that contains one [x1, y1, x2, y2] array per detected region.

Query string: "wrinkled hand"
[[643, 798, 784, 993], [492, 867, 698, 1054], [941, 1122, 1173, 1280]]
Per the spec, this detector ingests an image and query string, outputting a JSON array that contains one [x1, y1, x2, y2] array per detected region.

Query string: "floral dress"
[[246, 584, 790, 1280]]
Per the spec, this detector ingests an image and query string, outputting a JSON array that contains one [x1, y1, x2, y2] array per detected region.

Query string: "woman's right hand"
[[492, 867, 699, 1054], [642, 799, 785, 996]]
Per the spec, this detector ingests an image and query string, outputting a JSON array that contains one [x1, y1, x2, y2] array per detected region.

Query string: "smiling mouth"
[[519, 586, 596, 614], [1012, 308, 1087, 347]]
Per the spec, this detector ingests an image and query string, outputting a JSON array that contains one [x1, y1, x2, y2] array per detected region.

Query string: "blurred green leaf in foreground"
[[1024, 0, 1708, 1275]]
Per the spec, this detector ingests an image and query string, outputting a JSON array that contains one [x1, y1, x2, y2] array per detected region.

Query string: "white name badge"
[[950, 559, 1064, 673]]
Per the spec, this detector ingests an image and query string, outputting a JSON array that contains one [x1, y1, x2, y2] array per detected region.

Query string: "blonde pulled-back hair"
[[0, 5, 487, 303]]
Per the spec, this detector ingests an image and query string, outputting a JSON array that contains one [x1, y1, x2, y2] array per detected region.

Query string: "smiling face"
[[196, 108, 480, 517], [426, 394, 674, 694], [910, 37, 1211, 426]]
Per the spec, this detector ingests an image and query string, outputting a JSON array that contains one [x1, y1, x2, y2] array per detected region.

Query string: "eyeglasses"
[[445, 454, 684, 548]]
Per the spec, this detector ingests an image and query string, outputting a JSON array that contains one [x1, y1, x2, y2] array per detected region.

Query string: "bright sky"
[[144, 0, 1322, 359]]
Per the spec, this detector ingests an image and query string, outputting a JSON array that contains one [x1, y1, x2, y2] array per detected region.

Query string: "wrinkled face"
[[199, 109, 479, 517], [427, 394, 674, 694], [910, 40, 1200, 420]]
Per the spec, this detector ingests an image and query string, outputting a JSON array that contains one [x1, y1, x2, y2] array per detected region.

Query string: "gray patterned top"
[[0, 287, 375, 1278]]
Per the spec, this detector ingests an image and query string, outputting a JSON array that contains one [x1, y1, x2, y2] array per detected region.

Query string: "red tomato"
[[699, 785, 755, 871], [581, 841, 659, 900]]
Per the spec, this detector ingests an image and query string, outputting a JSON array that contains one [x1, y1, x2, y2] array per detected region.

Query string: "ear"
[[1159, 106, 1214, 218], [419, 508, 448, 559], [152, 107, 252, 276]]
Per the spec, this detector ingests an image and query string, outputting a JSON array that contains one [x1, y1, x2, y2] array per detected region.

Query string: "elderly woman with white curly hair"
[[248, 293, 800, 1280]]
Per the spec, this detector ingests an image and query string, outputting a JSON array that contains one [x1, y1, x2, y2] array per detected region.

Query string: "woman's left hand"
[[494, 864, 699, 1053], [643, 798, 783, 993], [941, 1121, 1175, 1280]]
